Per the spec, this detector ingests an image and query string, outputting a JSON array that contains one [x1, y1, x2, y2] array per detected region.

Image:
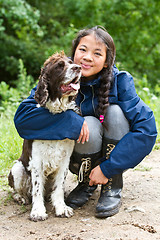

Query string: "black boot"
[[65, 151, 101, 209], [95, 173, 123, 218], [95, 138, 123, 218]]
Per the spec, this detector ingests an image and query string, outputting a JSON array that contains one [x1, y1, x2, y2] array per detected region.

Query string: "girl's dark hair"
[[71, 26, 116, 122]]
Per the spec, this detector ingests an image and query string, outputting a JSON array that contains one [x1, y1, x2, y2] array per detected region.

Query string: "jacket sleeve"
[[14, 87, 84, 140], [100, 71, 157, 178]]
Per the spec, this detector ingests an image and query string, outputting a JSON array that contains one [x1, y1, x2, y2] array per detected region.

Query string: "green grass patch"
[[0, 191, 13, 206], [134, 164, 152, 172], [0, 113, 23, 190]]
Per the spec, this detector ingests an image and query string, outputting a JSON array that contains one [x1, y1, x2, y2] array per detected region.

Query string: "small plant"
[[134, 164, 152, 172], [19, 204, 29, 214], [0, 59, 36, 117], [16, 59, 36, 100], [1, 192, 13, 206]]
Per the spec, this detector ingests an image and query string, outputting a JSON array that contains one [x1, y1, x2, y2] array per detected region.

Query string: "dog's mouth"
[[60, 76, 80, 94]]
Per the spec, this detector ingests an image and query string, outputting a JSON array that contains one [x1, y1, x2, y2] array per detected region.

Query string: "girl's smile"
[[81, 63, 92, 69], [73, 34, 107, 81]]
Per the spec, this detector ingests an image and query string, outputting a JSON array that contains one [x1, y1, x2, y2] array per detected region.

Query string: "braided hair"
[[71, 26, 116, 126]]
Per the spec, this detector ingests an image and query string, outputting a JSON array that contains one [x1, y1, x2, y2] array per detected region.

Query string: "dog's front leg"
[[51, 161, 73, 218], [29, 164, 48, 221]]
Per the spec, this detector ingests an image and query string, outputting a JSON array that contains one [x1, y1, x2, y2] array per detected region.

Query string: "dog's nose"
[[72, 65, 81, 72]]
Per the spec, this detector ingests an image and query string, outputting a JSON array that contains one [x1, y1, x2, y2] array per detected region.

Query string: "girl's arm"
[[100, 72, 157, 178], [14, 87, 84, 140]]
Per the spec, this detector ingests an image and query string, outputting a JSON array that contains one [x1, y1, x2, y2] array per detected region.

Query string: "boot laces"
[[79, 157, 91, 183], [102, 178, 112, 193], [105, 144, 116, 159]]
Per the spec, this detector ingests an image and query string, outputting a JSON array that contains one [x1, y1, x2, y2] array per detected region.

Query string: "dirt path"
[[0, 149, 160, 240]]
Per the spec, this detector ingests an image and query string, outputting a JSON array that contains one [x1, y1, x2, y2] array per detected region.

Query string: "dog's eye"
[[58, 61, 65, 69]]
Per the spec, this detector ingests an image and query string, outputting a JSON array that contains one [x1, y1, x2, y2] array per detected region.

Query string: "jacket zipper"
[[79, 89, 85, 115], [80, 86, 96, 116], [91, 85, 96, 115]]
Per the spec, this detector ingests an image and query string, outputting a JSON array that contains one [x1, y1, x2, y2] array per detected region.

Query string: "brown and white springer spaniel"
[[8, 52, 81, 221]]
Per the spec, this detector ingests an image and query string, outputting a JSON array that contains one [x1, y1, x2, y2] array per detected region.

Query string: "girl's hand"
[[89, 165, 108, 186], [77, 120, 89, 144]]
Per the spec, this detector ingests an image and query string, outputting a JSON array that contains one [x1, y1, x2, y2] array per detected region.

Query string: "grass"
[[0, 113, 23, 166], [0, 112, 23, 191], [0, 192, 13, 206], [137, 86, 160, 146], [134, 74, 160, 145], [134, 164, 152, 172]]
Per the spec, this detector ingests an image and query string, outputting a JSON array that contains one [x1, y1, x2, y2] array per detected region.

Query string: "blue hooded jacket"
[[14, 66, 157, 178]]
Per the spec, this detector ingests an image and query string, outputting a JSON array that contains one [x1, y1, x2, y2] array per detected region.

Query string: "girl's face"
[[73, 34, 107, 81]]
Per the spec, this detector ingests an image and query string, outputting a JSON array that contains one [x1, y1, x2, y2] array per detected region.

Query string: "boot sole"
[[65, 185, 97, 209], [95, 202, 122, 218], [66, 202, 80, 210]]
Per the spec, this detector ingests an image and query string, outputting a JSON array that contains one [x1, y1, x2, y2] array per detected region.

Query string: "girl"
[[14, 26, 157, 218]]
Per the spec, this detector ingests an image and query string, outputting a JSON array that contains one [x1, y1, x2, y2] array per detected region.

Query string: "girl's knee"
[[104, 105, 129, 140], [74, 116, 103, 154]]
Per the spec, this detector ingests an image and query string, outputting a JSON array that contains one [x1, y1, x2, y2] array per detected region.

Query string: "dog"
[[8, 52, 81, 221]]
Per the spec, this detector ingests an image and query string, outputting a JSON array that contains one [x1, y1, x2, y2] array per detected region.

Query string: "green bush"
[[135, 76, 160, 144], [0, 59, 36, 116]]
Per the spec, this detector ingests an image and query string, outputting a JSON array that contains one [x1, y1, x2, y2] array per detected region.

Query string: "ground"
[[0, 149, 160, 240]]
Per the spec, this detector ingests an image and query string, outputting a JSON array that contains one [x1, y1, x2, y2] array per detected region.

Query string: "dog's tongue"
[[61, 82, 80, 93], [70, 82, 80, 91]]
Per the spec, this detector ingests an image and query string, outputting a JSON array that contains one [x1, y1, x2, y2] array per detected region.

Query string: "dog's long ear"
[[34, 67, 49, 106]]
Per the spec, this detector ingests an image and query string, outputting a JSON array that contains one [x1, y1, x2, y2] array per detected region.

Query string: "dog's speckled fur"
[[8, 52, 81, 221]]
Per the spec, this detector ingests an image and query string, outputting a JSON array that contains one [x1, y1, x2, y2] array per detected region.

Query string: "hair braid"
[[96, 67, 114, 129], [97, 68, 112, 117]]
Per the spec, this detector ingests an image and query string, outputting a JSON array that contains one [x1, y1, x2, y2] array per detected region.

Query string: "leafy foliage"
[[0, 0, 160, 91], [136, 82, 160, 144], [101, 0, 160, 89], [0, 59, 35, 116], [0, 0, 45, 83]]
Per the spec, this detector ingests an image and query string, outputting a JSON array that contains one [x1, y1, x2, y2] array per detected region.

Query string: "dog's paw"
[[30, 207, 48, 222], [55, 204, 74, 218], [13, 193, 30, 205], [30, 212, 48, 222]]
